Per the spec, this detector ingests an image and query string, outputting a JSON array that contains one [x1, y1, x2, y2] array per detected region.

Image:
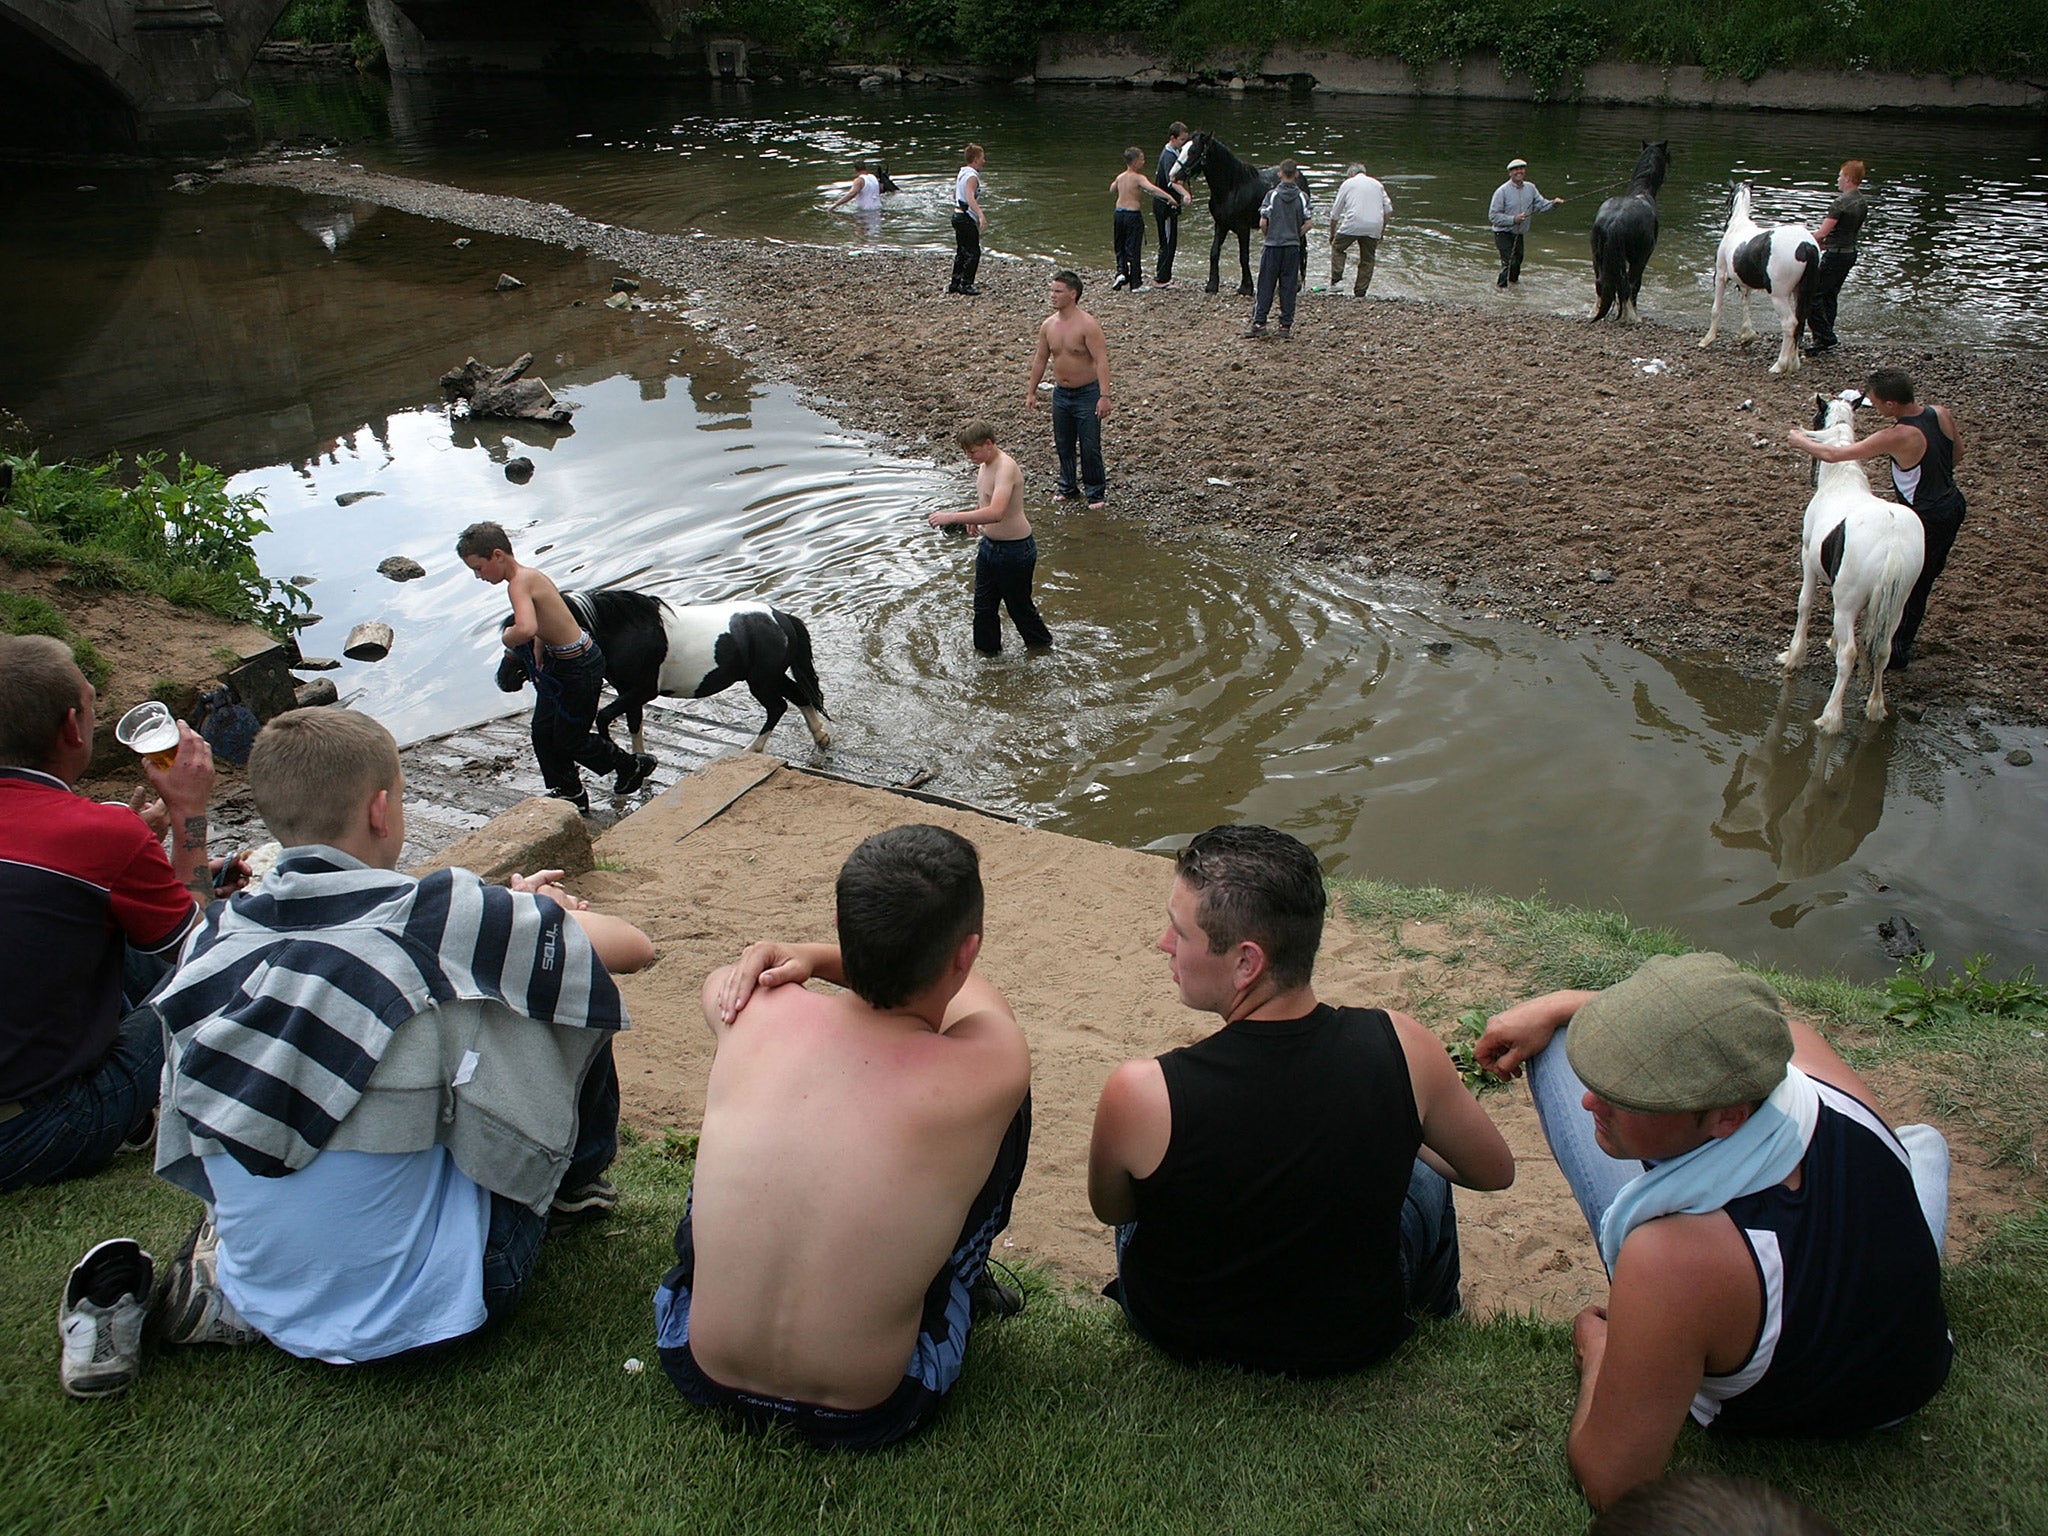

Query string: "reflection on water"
[[3, 76, 2043, 981], [1714, 680, 1893, 882]]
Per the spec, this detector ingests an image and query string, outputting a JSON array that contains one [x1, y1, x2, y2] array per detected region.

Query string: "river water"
[[3, 73, 2043, 981]]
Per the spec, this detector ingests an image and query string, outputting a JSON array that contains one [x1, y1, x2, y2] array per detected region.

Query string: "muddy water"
[[3, 79, 2043, 981]]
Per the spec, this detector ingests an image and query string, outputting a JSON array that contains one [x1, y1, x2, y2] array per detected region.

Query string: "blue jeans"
[[1051, 382, 1106, 502], [1112, 1156, 1463, 1334], [527, 643, 629, 806], [973, 536, 1053, 654], [478, 1039, 620, 1326], [1251, 243, 1301, 329], [0, 1001, 163, 1192]]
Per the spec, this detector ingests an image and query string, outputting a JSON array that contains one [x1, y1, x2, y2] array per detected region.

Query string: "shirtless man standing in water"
[[930, 422, 1053, 653], [654, 824, 1032, 1450], [1026, 269, 1113, 510]]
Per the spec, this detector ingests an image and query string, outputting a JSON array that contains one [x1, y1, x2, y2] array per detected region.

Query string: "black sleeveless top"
[[1892, 407, 1967, 520], [1121, 1005, 1422, 1375], [1702, 1081, 1951, 1435]]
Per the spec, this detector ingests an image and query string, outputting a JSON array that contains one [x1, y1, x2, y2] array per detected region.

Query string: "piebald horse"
[[1700, 181, 1819, 376], [1778, 395, 1924, 734]]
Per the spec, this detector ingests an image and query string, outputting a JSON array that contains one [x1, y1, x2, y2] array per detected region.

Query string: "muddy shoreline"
[[223, 160, 2048, 727]]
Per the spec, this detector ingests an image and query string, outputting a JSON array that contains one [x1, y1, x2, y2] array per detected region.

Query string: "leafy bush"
[[1885, 953, 2048, 1031], [269, 0, 382, 63], [1, 453, 309, 637]]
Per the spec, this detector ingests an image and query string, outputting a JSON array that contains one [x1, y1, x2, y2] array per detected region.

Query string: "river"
[[2, 72, 2043, 982]]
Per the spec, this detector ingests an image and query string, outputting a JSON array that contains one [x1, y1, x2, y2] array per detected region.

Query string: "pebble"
[[2008, 749, 2034, 767], [377, 556, 426, 582], [505, 457, 535, 484]]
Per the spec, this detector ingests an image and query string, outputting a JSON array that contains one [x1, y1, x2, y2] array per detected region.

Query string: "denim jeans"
[[973, 536, 1053, 654], [1112, 1155, 1463, 1335], [0, 1001, 163, 1192], [1051, 381, 1106, 502], [478, 1038, 620, 1326], [529, 643, 628, 805]]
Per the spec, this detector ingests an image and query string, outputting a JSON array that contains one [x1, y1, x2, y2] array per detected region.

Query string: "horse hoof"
[[1814, 713, 1845, 736], [1775, 650, 1797, 668]]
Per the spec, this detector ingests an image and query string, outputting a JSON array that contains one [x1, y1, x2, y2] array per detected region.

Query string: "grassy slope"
[[6, 885, 2047, 1533]]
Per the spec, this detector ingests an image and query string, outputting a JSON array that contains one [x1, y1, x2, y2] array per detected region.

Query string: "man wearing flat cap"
[[1477, 952, 1951, 1511], [1487, 157, 1564, 289]]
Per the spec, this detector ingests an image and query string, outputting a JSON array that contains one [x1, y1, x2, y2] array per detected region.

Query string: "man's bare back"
[[1112, 167, 1177, 212], [686, 948, 1029, 1409]]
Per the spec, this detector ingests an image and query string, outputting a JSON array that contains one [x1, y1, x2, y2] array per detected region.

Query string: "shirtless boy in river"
[[654, 824, 1032, 1450], [929, 422, 1052, 653], [1110, 146, 1184, 293], [458, 520, 651, 813], [1026, 269, 1113, 510]]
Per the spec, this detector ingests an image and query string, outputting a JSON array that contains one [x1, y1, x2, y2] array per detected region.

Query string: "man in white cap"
[[1487, 158, 1564, 289], [1477, 952, 1951, 1511]]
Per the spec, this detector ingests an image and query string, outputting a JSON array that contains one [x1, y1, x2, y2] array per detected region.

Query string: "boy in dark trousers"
[[928, 424, 1053, 655], [457, 521, 654, 813], [1246, 161, 1311, 339]]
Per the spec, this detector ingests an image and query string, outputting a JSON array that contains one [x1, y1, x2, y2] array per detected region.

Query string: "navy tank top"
[[1890, 407, 1966, 521], [1121, 1005, 1422, 1375], [1697, 1080, 1951, 1435]]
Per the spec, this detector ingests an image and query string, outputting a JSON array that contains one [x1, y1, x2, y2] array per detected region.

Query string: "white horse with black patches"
[[1700, 181, 1818, 376], [1778, 395, 1924, 734]]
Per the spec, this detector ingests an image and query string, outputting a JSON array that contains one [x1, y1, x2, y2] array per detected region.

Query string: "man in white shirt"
[[1328, 163, 1393, 297]]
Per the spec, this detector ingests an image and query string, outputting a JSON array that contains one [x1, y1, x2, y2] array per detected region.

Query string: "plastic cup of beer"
[[115, 702, 182, 771]]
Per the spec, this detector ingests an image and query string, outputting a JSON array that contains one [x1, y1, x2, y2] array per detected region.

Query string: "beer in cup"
[[115, 702, 182, 771]]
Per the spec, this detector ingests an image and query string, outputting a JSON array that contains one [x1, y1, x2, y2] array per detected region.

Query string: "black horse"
[[1589, 140, 1671, 323], [1173, 130, 1312, 296]]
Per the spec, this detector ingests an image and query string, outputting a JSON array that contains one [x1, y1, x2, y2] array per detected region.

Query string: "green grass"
[[7, 1136, 2048, 1533], [0, 587, 109, 688], [9, 893, 2048, 1532]]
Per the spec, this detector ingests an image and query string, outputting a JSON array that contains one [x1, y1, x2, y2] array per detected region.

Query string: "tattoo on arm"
[[178, 815, 212, 904]]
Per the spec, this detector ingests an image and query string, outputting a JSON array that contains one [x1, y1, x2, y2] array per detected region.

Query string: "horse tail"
[[1867, 527, 1920, 660], [778, 611, 830, 718], [1793, 238, 1819, 331]]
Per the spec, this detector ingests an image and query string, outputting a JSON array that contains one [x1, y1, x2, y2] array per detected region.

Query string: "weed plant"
[[1, 452, 308, 637]]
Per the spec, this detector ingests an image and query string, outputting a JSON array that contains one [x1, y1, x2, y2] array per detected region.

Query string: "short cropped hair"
[[1348, 162, 1366, 177], [1175, 824, 1325, 990], [1123, 147, 1143, 166], [0, 634, 83, 769], [1168, 120, 1189, 138], [836, 824, 985, 1010], [249, 707, 402, 848], [1866, 368, 1915, 405], [1052, 268, 1084, 300], [957, 421, 996, 450], [455, 521, 512, 561], [963, 142, 984, 163], [1279, 159, 1299, 178], [1591, 1473, 1841, 1536], [1840, 159, 1866, 186]]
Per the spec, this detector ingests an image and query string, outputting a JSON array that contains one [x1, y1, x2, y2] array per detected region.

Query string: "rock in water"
[[439, 354, 576, 425], [336, 490, 384, 507], [294, 678, 340, 708], [343, 621, 394, 662], [495, 273, 525, 291], [377, 556, 426, 582], [505, 458, 535, 484], [1876, 915, 1925, 961]]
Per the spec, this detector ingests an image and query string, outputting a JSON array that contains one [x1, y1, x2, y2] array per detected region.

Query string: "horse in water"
[[1700, 181, 1819, 375], [1778, 395, 1924, 735], [1589, 140, 1671, 322], [1173, 130, 1310, 296]]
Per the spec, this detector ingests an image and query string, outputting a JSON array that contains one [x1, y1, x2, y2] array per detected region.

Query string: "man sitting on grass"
[[655, 823, 1031, 1450], [146, 707, 653, 1362], [1476, 953, 1952, 1510], [1, 635, 222, 1195], [1088, 823, 1514, 1375]]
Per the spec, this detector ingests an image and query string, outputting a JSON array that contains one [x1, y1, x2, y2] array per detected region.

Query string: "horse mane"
[[1627, 141, 1671, 197]]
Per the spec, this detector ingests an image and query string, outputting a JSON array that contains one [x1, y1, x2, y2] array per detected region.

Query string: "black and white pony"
[[1699, 181, 1818, 376], [497, 589, 831, 755], [1172, 130, 1311, 296], [1589, 140, 1671, 323], [1778, 395, 1924, 735]]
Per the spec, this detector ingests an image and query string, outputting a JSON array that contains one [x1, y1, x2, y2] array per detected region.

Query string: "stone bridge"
[[1, 0, 719, 150]]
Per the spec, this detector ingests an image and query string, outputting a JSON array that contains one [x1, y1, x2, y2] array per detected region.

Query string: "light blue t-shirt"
[[208, 1146, 491, 1363]]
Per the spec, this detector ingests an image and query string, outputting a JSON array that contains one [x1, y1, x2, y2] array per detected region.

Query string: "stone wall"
[[1034, 34, 2047, 115]]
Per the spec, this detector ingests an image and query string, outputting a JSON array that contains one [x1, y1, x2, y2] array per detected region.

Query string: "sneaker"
[[614, 753, 656, 796], [116, 1108, 157, 1157], [970, 1262, 1025, 1320], [59, 1239, 155, 1399], [1109, 274, 1127, 291], [157, 1218, 262, 1347], [549, 1175, 619, 1233], [547, 787, 591, 816], [1155, 278, 1175, 288], [1803, 339, 1837, 356], [958, 285, 982, 296], [1278, 326, 1293, 339], [1242, 324, 1267, 340]]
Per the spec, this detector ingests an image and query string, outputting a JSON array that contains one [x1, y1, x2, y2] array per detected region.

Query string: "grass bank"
[[5, 885, 2045, 1534], [0, 453, 309, 680]]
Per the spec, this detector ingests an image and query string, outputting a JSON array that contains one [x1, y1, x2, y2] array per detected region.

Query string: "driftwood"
[[438, 354, 577, 425]]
